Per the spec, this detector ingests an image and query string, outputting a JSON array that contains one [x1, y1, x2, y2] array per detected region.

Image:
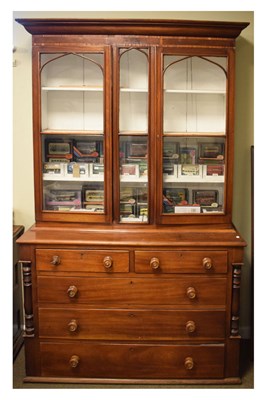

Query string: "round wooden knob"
[[50, 255, 60, 266], [203, 257, 212, 270], [68, 319, 78, 332], [150, 257, 160, 270], [186, 286, 196, 299], [69, 355, 80, 368], [184, 357, 194, 370], [186, 320, 196, 333], [67, 285, 78, 298], [103, 256, 113, 269]]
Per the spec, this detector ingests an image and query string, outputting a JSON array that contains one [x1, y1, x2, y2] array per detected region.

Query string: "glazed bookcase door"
[[158, 48, 233, 224], [35, 47, 112, 223], [115, 47, 151, 223]]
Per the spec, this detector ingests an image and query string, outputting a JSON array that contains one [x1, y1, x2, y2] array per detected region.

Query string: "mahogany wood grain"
[[37, 276, 227, 306], [31, 34, 237, 51], [17, 225, 246, 247], [36, 249, 129, 273], [135, 250, 228, 274], [40, 342, 225, 379], [38, 308, 226, 340]]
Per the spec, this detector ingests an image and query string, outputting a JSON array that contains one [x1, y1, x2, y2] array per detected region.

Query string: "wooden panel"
[[37, 276, 227, 305], [40, 342, 225, 379], [135, 250, 228, 274], [36, 249, 129, 273], [39, 308, 226, 340]]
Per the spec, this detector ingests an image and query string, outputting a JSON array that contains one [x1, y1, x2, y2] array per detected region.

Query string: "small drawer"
[[40, 342, 225, 379], [36, 249, 129, 273], [39, 308, 226, 341], [135, 250, 228, 274], [37, 276, 227, 306]]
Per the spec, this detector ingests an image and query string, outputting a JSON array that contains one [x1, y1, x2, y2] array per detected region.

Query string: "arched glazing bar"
[[163, 55, 227, 79], [40, 52, 104, 74], [119, 47, 149, 61]]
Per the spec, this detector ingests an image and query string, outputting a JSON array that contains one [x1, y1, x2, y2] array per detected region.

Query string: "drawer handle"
[[203, 257, 213, 270], [185, 320, 196, 333], [150, 257, 160, 270], [69, 355, 80, 368], [50, 255, 61, 266], [184, 357, 194, 370], [67, 285, 78, 298], [186, 286, 196, 299], [68, 319, 78, 332], [103, 256, 113, 269]]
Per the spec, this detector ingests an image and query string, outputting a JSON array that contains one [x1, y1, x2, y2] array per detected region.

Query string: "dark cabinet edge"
[[15, 18, 250, 38]]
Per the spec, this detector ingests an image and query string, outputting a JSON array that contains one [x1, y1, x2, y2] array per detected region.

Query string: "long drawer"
[[135, 250, 228, 273], [40, 342, 225, 379], [39, 308, 226, 340], [36, 249, 129, 273], [37, 276, 227, 306]]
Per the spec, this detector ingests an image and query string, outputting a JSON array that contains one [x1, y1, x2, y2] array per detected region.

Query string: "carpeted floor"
[[13, 341, 253, 389]]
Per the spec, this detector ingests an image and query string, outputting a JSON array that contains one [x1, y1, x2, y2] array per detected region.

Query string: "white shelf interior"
[[41, 53, 104, 132], [42, 86, 104, 91], [164, 56, 227, 134], [120, 48, 149, 132]]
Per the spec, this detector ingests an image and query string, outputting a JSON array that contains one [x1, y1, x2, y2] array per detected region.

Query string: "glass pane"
[[41, 53, 104, 133], [42, 135, 104, 213], [163, 56, 227, 134], [119, 49, 148, 133], [118, 48, 149, 223], [162, 55, 227, 216], [119, 136, 148, 222], [40, 51, 106, 216], [162, 137, 225, 214]]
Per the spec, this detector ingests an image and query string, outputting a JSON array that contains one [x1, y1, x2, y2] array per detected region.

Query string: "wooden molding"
[[15, 18, 249, 38]]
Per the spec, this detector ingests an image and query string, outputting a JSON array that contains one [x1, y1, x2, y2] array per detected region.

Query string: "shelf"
[[163, 176, 224, 183], [163, 132, 226, 137], [42, 86, 103, 92], [43, 208, 104, 213], [41, 130, 104, 136], [119, 131, 148, 137], [43, 175, 104, 182], [120, 88, 148, 93], [43, 173, 104, 182], [164, 89, 226, 94]]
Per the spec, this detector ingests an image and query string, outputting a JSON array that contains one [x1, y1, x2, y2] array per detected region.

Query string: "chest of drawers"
[[18, 225, 245, 384]]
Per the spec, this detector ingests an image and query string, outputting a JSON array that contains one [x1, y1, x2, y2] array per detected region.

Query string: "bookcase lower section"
[[18, 226, 245, 384]]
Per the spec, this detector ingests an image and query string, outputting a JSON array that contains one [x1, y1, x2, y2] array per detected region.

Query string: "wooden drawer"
[[39, 308, 226, 340], [135, 250, 228, 274], [40, 342, 225, 379], [37, 276, 227, 306], [36, 249, 129, 273]]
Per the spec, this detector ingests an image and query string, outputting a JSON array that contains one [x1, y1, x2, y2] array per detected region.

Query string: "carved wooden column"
[[231, 263, 243, 336], [20, 261, 35, 337]]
